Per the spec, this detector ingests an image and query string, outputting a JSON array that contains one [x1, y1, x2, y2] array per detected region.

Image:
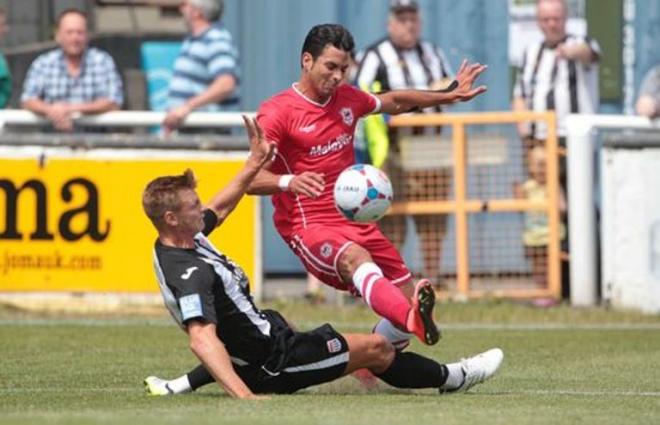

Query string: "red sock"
[[360, 273, 411, 330]]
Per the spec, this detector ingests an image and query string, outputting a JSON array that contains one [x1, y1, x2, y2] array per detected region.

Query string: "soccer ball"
[[334, 164, 393, 222]]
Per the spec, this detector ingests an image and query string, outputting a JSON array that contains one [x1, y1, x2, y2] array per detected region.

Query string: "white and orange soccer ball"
[[333, 164, 393, 223]]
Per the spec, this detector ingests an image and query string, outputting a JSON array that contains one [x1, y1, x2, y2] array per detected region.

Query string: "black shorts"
[[234, 320, 349, 394]]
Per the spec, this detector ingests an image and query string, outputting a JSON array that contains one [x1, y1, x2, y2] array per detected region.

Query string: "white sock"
[[373, 318, 411, 349], [351, 262, 384, 307], [168, 375, 192, 394], [440, 362, 465, 390]]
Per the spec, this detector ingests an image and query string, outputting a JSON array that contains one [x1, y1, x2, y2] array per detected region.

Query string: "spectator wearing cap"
[[636, 65, 660, 118], [162, 0, 240, 134], [354, 0, 455, 286], [20, 9, 123, 132]]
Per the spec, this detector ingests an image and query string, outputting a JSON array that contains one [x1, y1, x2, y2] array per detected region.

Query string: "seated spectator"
[[162, 0, 240, 134], [20, 8, 123, 132], [0, 7, 11, 108], [636, 65, 660, 118]]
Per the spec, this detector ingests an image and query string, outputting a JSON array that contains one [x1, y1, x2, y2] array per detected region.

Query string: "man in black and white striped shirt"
[[354, 0, 454, 286], [141, 117, 503, 398], [513, 0, 600, 144]]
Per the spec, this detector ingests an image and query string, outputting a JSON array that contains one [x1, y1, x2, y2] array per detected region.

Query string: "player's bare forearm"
[[246, 168, 281, 195], [207, 116, 275, 224], [377, 60, 487, 115], [187, 322, 258, 399], [246, 168, 325, 198], [207, 162, 263, 224], [378, 88, 459, 115]]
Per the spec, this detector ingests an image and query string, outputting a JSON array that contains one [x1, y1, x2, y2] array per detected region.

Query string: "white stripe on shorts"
[[282, 352, 350, 373]]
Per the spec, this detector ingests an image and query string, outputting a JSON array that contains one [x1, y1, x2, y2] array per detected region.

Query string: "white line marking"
[[483, 389, 660, 397], [1, 319, 660, 331]]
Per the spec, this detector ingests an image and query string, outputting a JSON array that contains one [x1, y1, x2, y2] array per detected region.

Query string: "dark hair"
[[301, 24, 355, 65], [142, 169, 197, 229], [56, 8, 87, 29]]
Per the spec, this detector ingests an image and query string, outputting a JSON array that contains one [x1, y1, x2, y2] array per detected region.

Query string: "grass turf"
[[1, 301, 659, 425]]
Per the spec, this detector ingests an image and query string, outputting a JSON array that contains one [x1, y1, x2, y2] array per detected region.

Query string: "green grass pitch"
[[1, 301, 659, 425]]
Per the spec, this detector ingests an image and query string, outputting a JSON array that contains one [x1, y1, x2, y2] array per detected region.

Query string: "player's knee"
[[337, 244, 372, 278], [370, 334, 395, 371]]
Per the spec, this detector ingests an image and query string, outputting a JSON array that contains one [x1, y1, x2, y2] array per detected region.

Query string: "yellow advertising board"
[[0, 150, 260, 295]]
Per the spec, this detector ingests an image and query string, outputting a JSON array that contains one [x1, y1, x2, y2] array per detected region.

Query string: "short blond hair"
[[142, 169, 197, 229]]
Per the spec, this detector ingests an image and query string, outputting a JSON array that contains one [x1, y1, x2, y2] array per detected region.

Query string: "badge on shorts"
[[340, 107, 354, 126], [320, 242, 333, 258], [326, 338, 342, 353]]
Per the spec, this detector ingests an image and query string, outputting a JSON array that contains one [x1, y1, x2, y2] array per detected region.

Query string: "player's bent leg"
[[343, 332, 457, 391], [342, 333, 395, 376], [339, 245, 412, 332], [373, 318, 412, 350]]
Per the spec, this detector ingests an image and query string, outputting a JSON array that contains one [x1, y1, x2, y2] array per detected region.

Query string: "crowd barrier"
[[0, 110, 564, 302]]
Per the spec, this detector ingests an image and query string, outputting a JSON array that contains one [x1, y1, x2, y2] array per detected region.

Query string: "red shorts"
[[285, 223, 412, 292]]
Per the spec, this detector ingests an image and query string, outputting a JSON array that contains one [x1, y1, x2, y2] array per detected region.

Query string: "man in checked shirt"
[[21, 8, 123, 132]]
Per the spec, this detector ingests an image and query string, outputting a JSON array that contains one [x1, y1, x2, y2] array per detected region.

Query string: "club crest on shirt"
[[340, 107, 354, 126], [320, 242, 333, 258], [326, 337, 343, 353]]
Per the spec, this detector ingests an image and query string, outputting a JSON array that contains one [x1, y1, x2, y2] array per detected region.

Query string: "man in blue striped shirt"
[[21, 9, 123, 132], [163, 0, 240, 134]]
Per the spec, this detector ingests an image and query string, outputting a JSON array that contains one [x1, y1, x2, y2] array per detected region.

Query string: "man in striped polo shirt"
[[163, 0, 240, 134]]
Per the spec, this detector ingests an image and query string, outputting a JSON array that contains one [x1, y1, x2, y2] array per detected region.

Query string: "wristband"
[[278, 175, 295, 191]]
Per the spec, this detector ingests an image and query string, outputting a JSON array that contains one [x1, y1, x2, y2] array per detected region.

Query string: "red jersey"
[[257, 83, 381, 239]]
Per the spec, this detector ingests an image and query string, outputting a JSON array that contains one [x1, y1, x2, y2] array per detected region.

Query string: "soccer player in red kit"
[[247, 23, 487, 349]]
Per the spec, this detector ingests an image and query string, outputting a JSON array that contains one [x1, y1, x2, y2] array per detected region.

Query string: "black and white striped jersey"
[[356, 37, 453, 94], [514, 34, 600, 139], [355, 37, 453, 136], [152, 209, 284, 367]]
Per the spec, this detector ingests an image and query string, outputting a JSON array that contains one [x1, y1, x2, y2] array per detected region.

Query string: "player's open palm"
[[243, 115, 276, 169], [453, 59, 488, 102]]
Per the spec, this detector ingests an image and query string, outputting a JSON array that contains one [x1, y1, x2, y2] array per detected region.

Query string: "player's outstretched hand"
[[290, 172, 325, 198], [243, 115, 276, 169], [452, 59, 488, 102]]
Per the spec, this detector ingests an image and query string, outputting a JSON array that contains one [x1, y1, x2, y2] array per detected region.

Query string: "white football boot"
[[442, 348, 504, 393], [144, 376, 174, 396]]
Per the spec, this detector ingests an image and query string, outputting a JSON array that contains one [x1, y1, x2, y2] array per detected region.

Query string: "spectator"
[[635, 65, 660, 118], [513, 145, 566, 288], [512, 0, 600, 298], [355, 0, 455, 286], [0, 7, 11, 108], [512, 0, 600, 154], [162, 0, 239, 134], [20, 9, 123, 132]]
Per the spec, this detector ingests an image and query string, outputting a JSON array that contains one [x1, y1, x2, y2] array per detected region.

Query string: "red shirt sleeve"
[[256, 99, 286, 148], [342, 84, 381, 118]]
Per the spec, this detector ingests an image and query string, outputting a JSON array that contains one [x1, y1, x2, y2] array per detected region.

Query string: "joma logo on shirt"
[[309, 133, 352, 157]]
